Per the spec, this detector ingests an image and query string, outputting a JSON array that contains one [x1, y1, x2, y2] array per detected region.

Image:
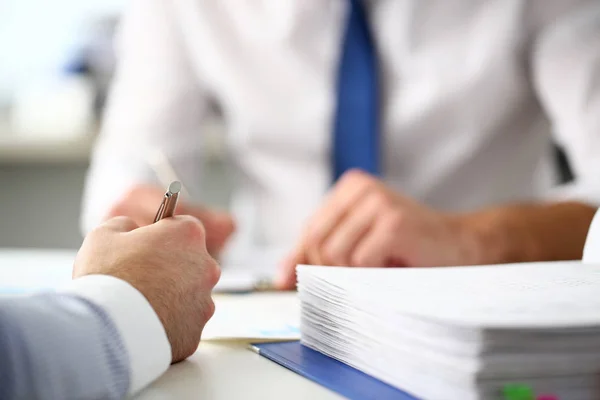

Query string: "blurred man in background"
[[82, 0, 600, 289]]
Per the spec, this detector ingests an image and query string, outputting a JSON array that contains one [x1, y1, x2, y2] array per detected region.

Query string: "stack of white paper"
[[298, 261, 600, 400]]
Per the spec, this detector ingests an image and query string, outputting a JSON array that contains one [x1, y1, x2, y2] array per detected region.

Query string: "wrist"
[[451, 202, 597, 265], [450, 209, 528, 265]]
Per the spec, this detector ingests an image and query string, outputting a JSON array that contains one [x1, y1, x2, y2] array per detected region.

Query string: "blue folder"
[[250, 341, 419, 400]]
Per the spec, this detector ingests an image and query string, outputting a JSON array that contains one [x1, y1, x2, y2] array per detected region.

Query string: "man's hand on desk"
[[73, 215, 221, 363], [106, 184, 236, 256], [275, 170, 479, 289], [275, 170, 597, 290]]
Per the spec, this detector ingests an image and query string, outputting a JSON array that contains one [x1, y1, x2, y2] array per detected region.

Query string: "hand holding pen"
[[106, 183, 235, 255], [104, 149, 235, 254]]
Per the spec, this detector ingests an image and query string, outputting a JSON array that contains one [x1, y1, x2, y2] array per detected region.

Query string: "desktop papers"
[[213, 246, 285, 292], [202, 292, 300, 341], [298, 261, 600, 400]]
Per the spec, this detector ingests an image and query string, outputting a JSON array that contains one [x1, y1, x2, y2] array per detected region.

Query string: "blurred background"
[[0, 0, 232, 249], [0, 1, 575, 250]]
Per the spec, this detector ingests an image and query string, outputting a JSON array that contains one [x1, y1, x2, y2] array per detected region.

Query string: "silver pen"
[[154, 181, 182, 222]]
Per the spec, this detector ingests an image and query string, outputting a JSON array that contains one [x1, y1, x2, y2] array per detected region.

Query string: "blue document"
[[250, 341, 418, 400]]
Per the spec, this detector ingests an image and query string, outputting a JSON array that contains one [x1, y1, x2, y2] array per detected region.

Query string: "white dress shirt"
[[82, 0, 600, 254]]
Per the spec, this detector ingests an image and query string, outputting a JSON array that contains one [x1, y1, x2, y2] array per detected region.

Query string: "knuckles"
[[206, 259, 222, 289], [323, 243, 346, 266], [339, 169, 373, 187], [384, 209, 406, 232], [369, 190, 393, 209], [338, 169, 379, 194], [193, 257, 221, 291], [205, 298, 216, 321], [350, 252, 369, 267], [177, 216, 207, 242]]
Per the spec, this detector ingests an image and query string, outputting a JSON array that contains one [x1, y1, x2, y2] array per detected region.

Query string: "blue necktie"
[[332, 0, 380, 182]]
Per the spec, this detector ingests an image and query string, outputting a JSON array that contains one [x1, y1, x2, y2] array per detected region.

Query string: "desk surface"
[[0, 249, 341, 399], [136, 341, 343, 400]]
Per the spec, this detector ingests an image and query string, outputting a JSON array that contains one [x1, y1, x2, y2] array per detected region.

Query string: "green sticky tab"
[[503, 384, 535, 400]]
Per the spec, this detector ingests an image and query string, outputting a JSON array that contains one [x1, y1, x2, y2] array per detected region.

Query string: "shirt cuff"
[[584, 209, 600, 263], [59, 275, 172, 395]]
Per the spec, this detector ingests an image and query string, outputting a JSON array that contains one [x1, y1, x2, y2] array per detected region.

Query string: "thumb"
[[101, 216, 140, 233]]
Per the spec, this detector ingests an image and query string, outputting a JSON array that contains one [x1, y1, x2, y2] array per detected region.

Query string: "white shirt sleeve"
[[532, 2, 600, 206], [81, 0, 210, 234], [60, 275, 172, 396]]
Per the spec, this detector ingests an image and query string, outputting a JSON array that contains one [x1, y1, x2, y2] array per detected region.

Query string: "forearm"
[[0, 294, 129, 400], [459, 201, 597, 265]]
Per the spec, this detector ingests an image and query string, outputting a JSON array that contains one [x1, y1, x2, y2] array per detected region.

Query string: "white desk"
[[136, 341, 342, 400]]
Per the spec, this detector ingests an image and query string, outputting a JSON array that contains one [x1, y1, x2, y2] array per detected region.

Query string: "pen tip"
[[168, 181, 182, 194]]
